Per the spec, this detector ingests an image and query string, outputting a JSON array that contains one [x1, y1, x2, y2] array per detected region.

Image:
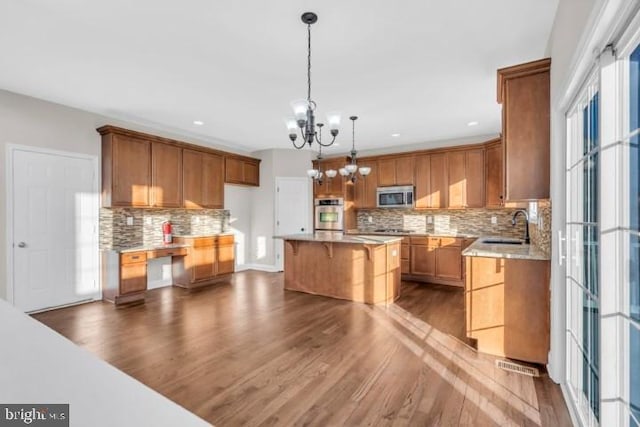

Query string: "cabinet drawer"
[[217, 235, 234, 245], [147, 247, 188, 259], [121, 252, 147, 264], [439, 237, 462, 247], [192, 237, 216, 247]]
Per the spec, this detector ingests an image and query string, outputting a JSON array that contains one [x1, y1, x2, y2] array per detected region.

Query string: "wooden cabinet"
[[102, 250, 148, 305], [465, 256, 550, 363], [498, 58, 550, 201], [225, 155, 260, 187], [151, 142, 182, 208], [485, 140, 504, 207], [377, 156, 414, 187], [410, 239, 436, 276], [415, 153, 447, 209], [406, 236, 464, 286], [354, 160, 378, 208], [172, 235, 235, 288], [183, 149, 224, 209], [400, 238, 410, 275], [447, 149, 484, 209], [101, 131, 151, 207], [99, 125, 260, 209]]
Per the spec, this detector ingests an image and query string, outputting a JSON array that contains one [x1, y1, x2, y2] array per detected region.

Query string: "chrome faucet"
[[511, 209, 530, 244]]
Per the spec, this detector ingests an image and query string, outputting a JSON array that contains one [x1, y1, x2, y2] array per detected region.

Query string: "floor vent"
[[495, 359, 540, 377]]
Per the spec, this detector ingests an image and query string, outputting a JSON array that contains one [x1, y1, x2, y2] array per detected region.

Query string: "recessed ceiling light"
[[193, 120, 204, 126], [391, 133, 400, 137], [467, 121, 479, 126]]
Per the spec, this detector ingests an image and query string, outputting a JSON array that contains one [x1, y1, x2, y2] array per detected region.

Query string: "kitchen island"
[[276, 234, 402, 305]]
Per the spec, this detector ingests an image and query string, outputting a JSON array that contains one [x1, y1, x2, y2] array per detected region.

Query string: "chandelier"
[[285, 12, 341, 149], [339, 116, 371, 182]]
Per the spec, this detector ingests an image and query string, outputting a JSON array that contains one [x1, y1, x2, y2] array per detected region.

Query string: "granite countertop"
[[275, 233, 403, 244], [111, 243, 191, 254], [346, 229, 478, 239], [462, 236, 550, 261]]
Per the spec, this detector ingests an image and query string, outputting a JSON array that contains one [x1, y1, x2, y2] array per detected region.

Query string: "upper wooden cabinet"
[[447, 148, 484, 209], [498, 58, 550, 201], [225, 155, 260, 187], [151, 142, 182, 208], [183, 149, 224, 209], [354, 160, 378, 208], [100, 131, 151, 207], [377, 156, 414, 187], [99, 125, 260, 209], [485, 139, 504, 207], [415, 153, 447, 209]]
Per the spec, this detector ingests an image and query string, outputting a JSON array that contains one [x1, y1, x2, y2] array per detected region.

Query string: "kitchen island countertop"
[[275, 233, 402, 244]]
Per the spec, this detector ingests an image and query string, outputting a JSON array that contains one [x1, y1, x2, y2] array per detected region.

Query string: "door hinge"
[[277, 187, 280, 192], [277, 220, 280, 226]]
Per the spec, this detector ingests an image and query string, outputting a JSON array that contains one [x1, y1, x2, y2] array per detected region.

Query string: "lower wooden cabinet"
[[465, 256, 550, 364], [405, 237, 468, 287], [172, 235, 235, 288], [102, 251, 148, 305]]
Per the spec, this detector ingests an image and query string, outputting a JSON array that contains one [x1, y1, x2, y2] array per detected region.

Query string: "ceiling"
[[0, 0, 558, 155]]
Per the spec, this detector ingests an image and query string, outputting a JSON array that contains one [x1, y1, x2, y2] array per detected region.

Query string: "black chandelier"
[[285, 12, 341, 149]]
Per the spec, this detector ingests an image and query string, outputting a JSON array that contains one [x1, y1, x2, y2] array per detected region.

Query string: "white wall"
[[249, 148, 314, 269], [0, 89, 254, 301], [545, 0, 598, 383]]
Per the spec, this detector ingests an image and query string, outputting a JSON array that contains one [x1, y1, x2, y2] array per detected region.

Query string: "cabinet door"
[[429, 153, 447, 208], [151, 142, 182, 208], [395, 156, 414, 185], [216, 243, 235, 275], [414, 155, 431, 208], [363, 162, 378, 208], [465, 148, 485, 208], [485, 143, 504, 207], [112, 135, 151, 207], [120, 262, 147, 294], [191, 245, 216, 282], [410, 244, 436, 276], [435, 246, 462, 280], [447, 151, 466, 208], [503, 71, 550, 200], [225, 157, 244, 183], [377, 158, 396, 186], [327, 160, 344, 196], [202, 153, 224, 208], [183, 149, 203, 208], [244, 161, 260, 186]]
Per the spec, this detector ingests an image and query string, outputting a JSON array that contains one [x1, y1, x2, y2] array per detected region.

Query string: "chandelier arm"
[[316, 133, 337, 147], [291, 129, 308, 149]]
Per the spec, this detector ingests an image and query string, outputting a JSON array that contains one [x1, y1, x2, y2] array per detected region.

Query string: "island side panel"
[[283, 240, 400, 305]]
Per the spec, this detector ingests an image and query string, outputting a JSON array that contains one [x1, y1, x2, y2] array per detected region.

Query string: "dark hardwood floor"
[[33, 271, 572, 426]]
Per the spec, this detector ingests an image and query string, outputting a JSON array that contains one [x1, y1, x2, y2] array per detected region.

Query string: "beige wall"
[[0, 89, 253, 301]]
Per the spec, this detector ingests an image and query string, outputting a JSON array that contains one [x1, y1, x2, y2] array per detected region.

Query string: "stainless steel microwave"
[[376, 186, 414, 208]]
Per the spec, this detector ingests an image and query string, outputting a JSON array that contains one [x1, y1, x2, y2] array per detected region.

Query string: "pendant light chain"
[[352, 119, 356, 152], [307, 24, 312, 103]]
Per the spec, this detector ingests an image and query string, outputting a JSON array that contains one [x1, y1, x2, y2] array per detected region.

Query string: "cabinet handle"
[[166, 252, 174, 256], [131, 256, 140, 260]]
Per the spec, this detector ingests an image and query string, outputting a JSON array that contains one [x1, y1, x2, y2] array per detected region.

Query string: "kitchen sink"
[[480, 238, 524, 245]]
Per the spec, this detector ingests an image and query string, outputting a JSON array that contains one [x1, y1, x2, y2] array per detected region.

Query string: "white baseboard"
[[235, 264, 281, 273]]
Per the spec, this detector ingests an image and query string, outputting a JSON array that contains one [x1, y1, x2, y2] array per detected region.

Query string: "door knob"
[[17, 242, 27, 248], [301, 228, 305, 232]]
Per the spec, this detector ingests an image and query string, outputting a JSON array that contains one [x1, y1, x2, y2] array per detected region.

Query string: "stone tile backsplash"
[[100, 208, 230, 249]]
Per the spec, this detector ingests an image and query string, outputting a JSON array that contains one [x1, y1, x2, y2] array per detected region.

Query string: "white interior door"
[[11, 148, 99, 312], [274, 177, 311, 271]]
